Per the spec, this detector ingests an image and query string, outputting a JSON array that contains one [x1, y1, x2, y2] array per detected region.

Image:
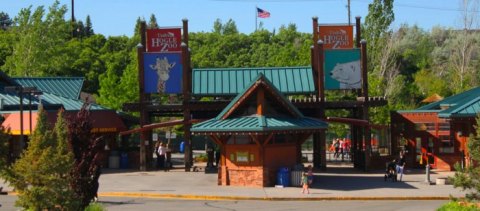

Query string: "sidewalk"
[[1, 161, 467, 201]]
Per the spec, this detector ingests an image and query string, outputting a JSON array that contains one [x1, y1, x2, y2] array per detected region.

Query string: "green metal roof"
[[0, 91, 108, 112], [192, 73, 328, 133], [13, 77, 84, 99], [216, 73, 304, 120], [191, 116, 327, 133], [192, 67, 315, 96], [399, 87, 480, 118], [39, 92, 108, 111]]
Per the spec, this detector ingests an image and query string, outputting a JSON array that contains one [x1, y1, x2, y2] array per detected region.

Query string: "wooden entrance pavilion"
[[191, 74, 327, 186]]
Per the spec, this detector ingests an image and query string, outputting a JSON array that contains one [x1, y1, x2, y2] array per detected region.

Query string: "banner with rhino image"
[[144, 52, 183, 94], [324, 49, 361, 90]]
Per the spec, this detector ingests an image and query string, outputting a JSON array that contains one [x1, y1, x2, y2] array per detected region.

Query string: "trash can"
[[179, 141, 185, 153], [291, 170, 303, 187], [108, 151, 119, 169], [120, 153, 129, 169], [276, 167, 290, 187]]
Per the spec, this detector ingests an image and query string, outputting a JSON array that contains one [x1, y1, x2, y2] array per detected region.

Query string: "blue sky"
[[1, 0, 465, 37]]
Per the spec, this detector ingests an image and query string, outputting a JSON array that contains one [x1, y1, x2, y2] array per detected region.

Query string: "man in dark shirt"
[[396, 155, 406, 181]]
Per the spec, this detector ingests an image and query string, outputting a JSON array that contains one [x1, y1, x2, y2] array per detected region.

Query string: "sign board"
[[165, 131, 177, 139], [144, 52, 183, 94], [152, 133, 158, 141], [324, 49, 361, 90], [318, 25, 354, 49], [146, 28, 182, 52]]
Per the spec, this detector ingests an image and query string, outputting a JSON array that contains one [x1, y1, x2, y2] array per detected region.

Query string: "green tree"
[[0, 12, 13, 30], [0, 124, 10, 176], [85, 15, 94, 36], [363, 0, 395, 59], [451, 114, 480, 201], [149, 14, 159, 29], [3, 109, 78, 210], [2, 1, 70, 76], [0, 28, 15, 67]]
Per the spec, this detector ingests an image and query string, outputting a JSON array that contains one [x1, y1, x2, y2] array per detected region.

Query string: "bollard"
[[424, 164, 431, 185]]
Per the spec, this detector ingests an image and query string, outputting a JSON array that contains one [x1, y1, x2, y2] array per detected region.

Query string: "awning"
[[2, 110, 127, 135], [82, 110, 127, 133], [1, 112, 46, 135]]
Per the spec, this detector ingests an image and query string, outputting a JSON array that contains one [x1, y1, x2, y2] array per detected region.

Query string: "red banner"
[[146, 28, 182, 52], [318, 25, 354, 49]]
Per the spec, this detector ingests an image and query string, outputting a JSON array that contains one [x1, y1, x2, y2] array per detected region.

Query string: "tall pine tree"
[[3, 109, 78, 210]]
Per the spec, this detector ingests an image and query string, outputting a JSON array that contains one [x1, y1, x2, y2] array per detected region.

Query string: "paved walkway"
[[3, 164, 464, 201], [0, 160, 467, 201], [97, 164, 464, 200]]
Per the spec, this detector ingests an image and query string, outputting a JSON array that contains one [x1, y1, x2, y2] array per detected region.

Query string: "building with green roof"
[[0, 73, 127, 163], [391, 87, 480, 171], [191, 74, 327, 187]]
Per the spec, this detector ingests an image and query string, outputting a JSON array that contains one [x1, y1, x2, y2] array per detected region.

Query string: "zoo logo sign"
[[146, 28, 182, 52], [324, 49, 361, 90], [318, 25, 354, 49]]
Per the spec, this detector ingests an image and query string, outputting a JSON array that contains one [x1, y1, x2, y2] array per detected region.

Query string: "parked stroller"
[[384, 159, 397, 182]]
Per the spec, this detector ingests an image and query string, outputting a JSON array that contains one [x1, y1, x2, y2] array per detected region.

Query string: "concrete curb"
[[5, 191, 457, 201], [97, 192, 456, 201]]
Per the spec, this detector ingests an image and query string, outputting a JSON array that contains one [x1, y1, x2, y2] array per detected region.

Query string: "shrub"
[[437, 201, 478, 211], [85, 202, 106, 211]]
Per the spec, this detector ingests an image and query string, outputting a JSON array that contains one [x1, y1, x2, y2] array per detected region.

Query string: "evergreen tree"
[[85, 15, 94, 36], [0, 12, 13, 30], [148, 14, 159, 29], [3, 108, 78, 210], [0, 123, 10, 176], [452, 114, 480, 201]]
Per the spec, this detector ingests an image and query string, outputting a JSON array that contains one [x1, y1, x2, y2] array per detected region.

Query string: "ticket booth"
[[192, 74, 327, 187]]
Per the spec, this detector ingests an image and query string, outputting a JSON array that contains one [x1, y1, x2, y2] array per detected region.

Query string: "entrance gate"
[[122, 17, 389, 172]]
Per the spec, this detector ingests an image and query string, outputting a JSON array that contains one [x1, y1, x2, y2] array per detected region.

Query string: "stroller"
[[384, 159, 397, 182]]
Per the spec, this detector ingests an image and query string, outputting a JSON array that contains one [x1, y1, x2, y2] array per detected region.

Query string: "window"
[[439, 135, 454, 153], [227, 135, 254, 145], [416, 137, 422, 162]]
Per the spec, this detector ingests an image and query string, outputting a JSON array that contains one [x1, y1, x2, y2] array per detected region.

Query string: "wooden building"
[[391, 87, 480, 171], [191, 74, 327, 187], [0, 75, 127, 164]]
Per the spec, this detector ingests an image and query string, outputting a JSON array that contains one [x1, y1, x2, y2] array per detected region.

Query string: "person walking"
[[307, 165, 314, 185], [396, 154, 406, 181], [157, 142, 166, 170], [333, 139, 340, 159], [155, 141, 162, 169], [339, 138, 345, 161], [301, 172, 310, 194]]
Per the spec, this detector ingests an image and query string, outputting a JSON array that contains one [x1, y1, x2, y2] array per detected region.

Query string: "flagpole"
[[255, 6, 257, 31]]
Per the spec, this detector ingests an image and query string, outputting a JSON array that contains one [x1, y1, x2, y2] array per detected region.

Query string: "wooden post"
[[182, 42, 192, 171], [181, 18, 193, 172], [138, 21, 147, 171], [257, 88, 265, 115], [361, 39, 371, 171], [317, 39, 327, 171], [355, 16, 361, 48], [183, 19, 189, 47], [312, 17, 319, 90]]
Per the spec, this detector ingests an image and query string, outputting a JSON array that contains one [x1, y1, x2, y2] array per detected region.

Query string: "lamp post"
[[4, 86, 41, 147], [28, 91, 43, 135]]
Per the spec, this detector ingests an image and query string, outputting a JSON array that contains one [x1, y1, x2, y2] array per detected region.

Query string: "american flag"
[[257, 7, 270, 18]]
